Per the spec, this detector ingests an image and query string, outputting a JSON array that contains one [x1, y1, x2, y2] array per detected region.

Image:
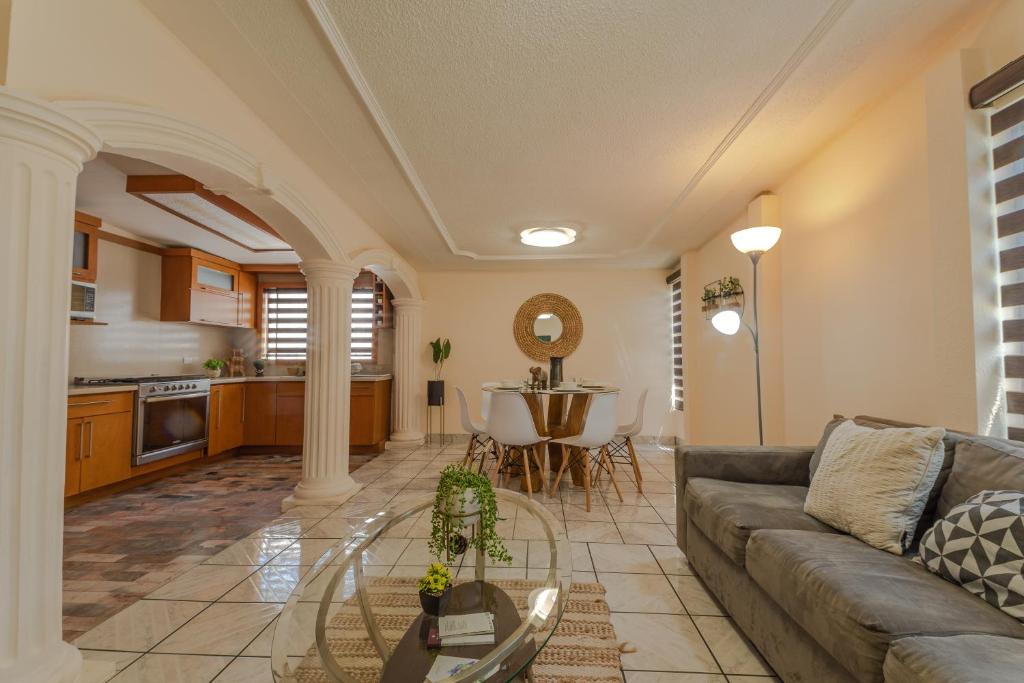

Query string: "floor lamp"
[[710, 226, 781, 446]]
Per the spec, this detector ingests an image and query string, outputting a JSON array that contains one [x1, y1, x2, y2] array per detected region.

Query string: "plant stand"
[[425, 399, 446, 445]]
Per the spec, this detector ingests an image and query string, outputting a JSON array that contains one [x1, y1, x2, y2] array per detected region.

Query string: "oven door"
[[135, 391, 210, 465]]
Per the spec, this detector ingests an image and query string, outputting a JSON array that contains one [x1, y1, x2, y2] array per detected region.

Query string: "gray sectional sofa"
[[675, 415, 1024, 683]]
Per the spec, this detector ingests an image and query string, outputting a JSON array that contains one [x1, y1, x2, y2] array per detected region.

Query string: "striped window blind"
[[993, 96, 1024, 440], [351, 287, 375, 361], [263, 285, 377, 362], [667, 268, 683, 411], [264, 288, 308, 361]]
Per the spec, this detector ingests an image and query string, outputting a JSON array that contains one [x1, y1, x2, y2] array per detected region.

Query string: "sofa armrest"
[[675, 445, 814, 552]]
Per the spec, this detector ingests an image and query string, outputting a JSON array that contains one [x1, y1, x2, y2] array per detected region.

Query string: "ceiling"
[[75, 153, 300, 264], [142, 0, 984, 270]]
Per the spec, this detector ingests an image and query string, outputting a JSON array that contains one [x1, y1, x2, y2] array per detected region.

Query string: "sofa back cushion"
[[937, 438, 1024, 517], [806, 420, 947, 554]]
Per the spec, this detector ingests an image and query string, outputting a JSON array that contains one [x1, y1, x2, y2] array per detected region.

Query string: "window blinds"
[[993, 97, 1024, 440], [263, 285, 377, 362], [667, 268, 683, 411]]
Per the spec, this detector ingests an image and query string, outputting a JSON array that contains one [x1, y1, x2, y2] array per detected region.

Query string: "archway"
[[349, 248, 425, 442], [0, 89, 363, 683]]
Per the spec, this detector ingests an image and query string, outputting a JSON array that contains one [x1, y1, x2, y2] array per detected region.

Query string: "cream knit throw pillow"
[[804, 420, 946, 554]]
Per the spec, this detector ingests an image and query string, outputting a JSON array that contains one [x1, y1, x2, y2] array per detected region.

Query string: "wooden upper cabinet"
[[72, 211, 101, 283], [243, 382, 278, 445], [161, 248, 247, 327], [238, 270, 256, 329]]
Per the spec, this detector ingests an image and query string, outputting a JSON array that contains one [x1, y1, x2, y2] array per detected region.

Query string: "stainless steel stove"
[[75, 375, 211, 466]]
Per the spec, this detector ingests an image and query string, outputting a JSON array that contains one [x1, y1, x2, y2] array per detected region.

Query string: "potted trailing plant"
[[429, 464, 511, 566], [203, 358, 226, 379], [417, 562, 453, 616], [427, 337, 451, 407], [718, 276, 743, 312], [700, 283, 720, 314]]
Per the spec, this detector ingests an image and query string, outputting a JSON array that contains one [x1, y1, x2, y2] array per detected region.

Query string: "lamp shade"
[[711, 309, 741, 335], [730, 226, 781, 254]]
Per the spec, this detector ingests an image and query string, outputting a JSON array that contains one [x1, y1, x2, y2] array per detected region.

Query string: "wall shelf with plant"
[[701, 276, 744, 318]]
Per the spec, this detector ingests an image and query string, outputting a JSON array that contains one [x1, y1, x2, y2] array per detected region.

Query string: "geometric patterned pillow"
[[917, 490, 1024, 622]]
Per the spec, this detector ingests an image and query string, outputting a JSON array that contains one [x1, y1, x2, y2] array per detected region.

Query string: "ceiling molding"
[[304, 0, 849, 262]]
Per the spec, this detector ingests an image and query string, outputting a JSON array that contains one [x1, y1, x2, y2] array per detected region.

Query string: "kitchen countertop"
[[68, 384, 139, 396], [69, 374, 392, 394]]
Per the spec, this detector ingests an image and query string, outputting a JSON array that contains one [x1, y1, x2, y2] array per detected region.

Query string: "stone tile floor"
[[71, 441, 778, 682]]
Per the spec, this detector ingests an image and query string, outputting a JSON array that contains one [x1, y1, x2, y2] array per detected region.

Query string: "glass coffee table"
[[271, 488, 572, 682]]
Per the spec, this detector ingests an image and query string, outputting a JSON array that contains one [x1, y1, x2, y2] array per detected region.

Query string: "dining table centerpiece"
[[429, 464, 512, 565]]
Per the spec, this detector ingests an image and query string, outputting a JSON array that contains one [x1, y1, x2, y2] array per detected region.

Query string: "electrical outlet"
[[182, 356, 198, 365]]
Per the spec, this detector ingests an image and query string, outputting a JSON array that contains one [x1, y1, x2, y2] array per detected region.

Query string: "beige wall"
[[680, 0, 1024, 446], [68, 238, 238, 379], [420, 270, 672, 437]]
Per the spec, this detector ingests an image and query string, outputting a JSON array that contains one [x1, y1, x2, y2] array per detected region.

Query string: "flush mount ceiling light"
[[126, 175, 292, 253], [519, 226, 577, 248]]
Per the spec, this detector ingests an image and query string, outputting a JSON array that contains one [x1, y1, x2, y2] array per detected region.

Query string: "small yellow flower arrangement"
[[417, 562, 453, 596]]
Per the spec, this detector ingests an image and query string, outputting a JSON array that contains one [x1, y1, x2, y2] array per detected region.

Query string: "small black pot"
[[419, 586, 451, 616], [450, 533, 468, 556], [427, 380, 446, 406]]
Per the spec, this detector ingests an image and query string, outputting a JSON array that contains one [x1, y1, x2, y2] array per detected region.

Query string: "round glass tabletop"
[[271, 488, 572, 682]]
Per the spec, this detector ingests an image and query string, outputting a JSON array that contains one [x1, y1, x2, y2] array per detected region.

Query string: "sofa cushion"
[[882, 634, 1024, 683], [805, 420, 946, 554], [683, 479, 838, 566], [937, 437, 1024, 517], [746, 529, 1024, 683], [918, 490, 1024, 622]]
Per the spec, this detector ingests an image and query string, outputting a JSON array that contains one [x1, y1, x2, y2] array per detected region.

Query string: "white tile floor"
[[76, 440, 778, 682]]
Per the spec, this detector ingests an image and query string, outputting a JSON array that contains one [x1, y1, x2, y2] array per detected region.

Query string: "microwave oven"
[[70, 280, 97, 320]]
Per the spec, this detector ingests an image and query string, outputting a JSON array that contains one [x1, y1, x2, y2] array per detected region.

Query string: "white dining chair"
[[607, 388, 648, 492], [480, 382, 500, 423], [456, 387, 496, 473], [485, 391, 549, 498], [550, 391, 622, 511]]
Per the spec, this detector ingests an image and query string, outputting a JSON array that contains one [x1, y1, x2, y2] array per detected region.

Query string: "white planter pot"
[[206, 367, 222, 378], [446, 489, 480, 529]]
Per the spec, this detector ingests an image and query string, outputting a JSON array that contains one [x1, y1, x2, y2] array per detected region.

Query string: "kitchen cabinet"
[[72, 211, 100, 283], [209, 383, 244, 455], [65, 392, 133, 496], [243, 382, 278, 445], [275, 382, 305, 446], [350, 379, 392, 454], [160, 248, 253, 328]]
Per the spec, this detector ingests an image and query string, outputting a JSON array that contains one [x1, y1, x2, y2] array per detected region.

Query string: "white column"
[[0, 90, 100, 682], [389, 297, 425, 443], [282, 259, 363, 510]]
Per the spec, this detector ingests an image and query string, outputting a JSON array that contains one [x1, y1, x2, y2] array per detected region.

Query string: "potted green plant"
[[203, 358, 226, 379], [429, 465, 511, 566], [417, 562, 454, 616], [427, 337, 451, 407]]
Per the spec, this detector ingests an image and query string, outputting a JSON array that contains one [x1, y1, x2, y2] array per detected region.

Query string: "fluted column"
[[389, 297, 425, 443], [0, 90, 100, 683], [282, 259, 363, 510]]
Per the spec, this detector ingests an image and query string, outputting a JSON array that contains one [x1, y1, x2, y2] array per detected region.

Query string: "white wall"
[[68, 237, 237, 379], [420, 270, 673, 438], [679, 0, 1024, 446]]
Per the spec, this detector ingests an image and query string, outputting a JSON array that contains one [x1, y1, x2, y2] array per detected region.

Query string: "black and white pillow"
[[918, 490, 1024, 621]]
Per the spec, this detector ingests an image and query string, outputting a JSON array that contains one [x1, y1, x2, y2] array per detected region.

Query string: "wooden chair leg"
[[601, 445, 624, 503], [582, 449, 592, 512], [495, 444, 508, 484], [521, 446, 534, 499], [463, 434, 477, 468], [626, 436, 643, 493], [532, 444, 548, 496], [550, 444, 571, 493]]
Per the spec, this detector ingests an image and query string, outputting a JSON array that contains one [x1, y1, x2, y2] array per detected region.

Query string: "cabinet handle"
[[85, 420, 94, 459], [71, 399, 113, 407], [77, 421, 85, 461], [241, 388, 246, 422], [218, 396, 223, 429]]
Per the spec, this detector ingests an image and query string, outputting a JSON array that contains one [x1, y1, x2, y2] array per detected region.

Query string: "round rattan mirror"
[[514, 293, 583, 361]]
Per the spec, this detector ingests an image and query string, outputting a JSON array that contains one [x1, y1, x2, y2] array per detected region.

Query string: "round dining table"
[[483, 384, 619, 490]]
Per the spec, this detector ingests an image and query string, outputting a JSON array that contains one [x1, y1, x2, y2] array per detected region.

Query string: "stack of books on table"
[[437, 612, 496, 646]]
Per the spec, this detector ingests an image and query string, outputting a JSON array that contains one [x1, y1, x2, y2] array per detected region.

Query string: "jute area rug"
[[293, 577, 623, 683]]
